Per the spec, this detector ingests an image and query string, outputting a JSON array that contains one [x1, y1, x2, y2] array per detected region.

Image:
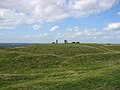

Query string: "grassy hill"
[[0, 44, 120, 90]]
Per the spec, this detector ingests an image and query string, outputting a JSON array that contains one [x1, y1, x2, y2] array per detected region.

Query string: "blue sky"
[[0, 0, 120, 43]]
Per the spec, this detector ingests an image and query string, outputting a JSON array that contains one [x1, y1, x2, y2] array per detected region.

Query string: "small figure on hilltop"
[[56, 40, 58, 44], [52, 40, 58, 44], [64, 40, 68, 44]]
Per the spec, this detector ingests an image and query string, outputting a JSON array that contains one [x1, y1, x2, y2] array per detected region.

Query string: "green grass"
[[0, 44, 120, 90]]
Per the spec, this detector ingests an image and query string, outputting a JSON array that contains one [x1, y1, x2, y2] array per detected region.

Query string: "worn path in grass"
[[0, 44, 120, 90]]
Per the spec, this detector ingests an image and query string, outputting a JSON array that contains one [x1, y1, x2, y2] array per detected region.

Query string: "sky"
[[0, 0, 120, 43]]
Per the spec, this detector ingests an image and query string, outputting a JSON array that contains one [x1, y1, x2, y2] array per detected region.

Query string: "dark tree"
[[71, 42, 75, 44], [52, 42, 55, 44], [76, 42, 80, 44]]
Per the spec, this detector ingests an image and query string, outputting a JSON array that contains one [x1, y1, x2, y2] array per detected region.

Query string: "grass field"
[[0, 44, 120, 90]]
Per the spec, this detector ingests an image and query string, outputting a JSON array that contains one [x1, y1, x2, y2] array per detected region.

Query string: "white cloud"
[[0, 33, 50, 43], [55, 26, 120, 43], [0, 9, 33, 29], [57, 27, 105, 39], [0, 0, 119, 29], [104, 22, 120, 30], [32, 24, 42, 30], [117, 12, 120, 15], [49, 26, 59, 31], [1, 26, 120, 43]]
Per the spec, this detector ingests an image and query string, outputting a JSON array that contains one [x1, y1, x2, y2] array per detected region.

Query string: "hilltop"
[[0, 44, 120, 90]]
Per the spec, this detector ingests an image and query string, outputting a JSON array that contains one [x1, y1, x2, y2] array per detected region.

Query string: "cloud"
[[49, 26, 59, 31], [117, 12, 120, 15], [32, 24, 42, 30], [0, 9, 33, 29], [0, 33, 50, 43], [0, 0, 119, 29], [65, 27, 103, 37], [1, 26, 120, 43], [23, 33, 48, 38], [104, 22, 120, 30], [55, 26, 120, 43]]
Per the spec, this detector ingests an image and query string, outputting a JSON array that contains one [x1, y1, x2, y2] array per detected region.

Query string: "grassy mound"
[[7, 44, 111, 56], [0, 44, 120, 90]]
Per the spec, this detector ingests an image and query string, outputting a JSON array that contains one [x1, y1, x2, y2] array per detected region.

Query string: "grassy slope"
[[0, 44, 120, 90]]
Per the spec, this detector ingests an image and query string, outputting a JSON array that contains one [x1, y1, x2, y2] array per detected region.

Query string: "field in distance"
[[0, 44, 120, 90]]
